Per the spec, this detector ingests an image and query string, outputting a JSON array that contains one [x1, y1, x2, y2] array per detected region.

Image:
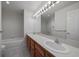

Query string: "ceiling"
[[2, 1, 47, 12]]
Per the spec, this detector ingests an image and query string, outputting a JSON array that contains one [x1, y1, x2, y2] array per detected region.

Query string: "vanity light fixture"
[[33, 1, 60, 18]]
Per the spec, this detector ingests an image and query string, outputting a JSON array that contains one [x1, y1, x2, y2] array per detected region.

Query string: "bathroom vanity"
[[25, 33, 79, 57], [26, 34, 55, 57]]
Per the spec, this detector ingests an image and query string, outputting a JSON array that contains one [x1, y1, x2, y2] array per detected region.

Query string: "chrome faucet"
[[55, 38, 60, 44]]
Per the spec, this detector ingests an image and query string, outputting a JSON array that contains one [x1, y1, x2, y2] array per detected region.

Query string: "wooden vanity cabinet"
[[26, 35, 55, 57]]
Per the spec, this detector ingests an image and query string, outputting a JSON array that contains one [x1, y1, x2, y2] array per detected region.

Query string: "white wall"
[[2, 9, 24, 40], [0, 1, 1, 56], [24, 9, 41, 36]]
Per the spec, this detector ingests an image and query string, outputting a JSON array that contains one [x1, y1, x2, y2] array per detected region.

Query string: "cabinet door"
[[30, 39, 35, 56], [30, 49, 34, 57], [27, 36, 31, 51], [35, 43, 45, 57], [35, 49, 44, 57]]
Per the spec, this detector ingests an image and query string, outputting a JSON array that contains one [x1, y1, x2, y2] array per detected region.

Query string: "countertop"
[[27, 33, 79, 57]]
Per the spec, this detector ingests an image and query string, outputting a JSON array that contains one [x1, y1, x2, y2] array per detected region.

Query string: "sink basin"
[[44, 40, 69, 53]]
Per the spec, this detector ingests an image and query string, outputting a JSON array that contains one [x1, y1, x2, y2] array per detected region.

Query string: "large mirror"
[[41, 1, 79, 42]]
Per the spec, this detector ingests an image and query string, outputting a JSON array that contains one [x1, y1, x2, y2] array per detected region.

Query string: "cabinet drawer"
[[31, 39, 35, 49]]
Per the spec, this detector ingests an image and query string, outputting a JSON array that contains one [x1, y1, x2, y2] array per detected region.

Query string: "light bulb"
[[48, 1, 51, 4], [55, 1, 60, 4], [48, 6, 51, 9], [6, 1, 10, 4], [52, 4, 55, 7]]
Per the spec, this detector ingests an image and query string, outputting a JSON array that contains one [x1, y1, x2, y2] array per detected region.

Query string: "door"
[[67, 9, 79, 41]]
